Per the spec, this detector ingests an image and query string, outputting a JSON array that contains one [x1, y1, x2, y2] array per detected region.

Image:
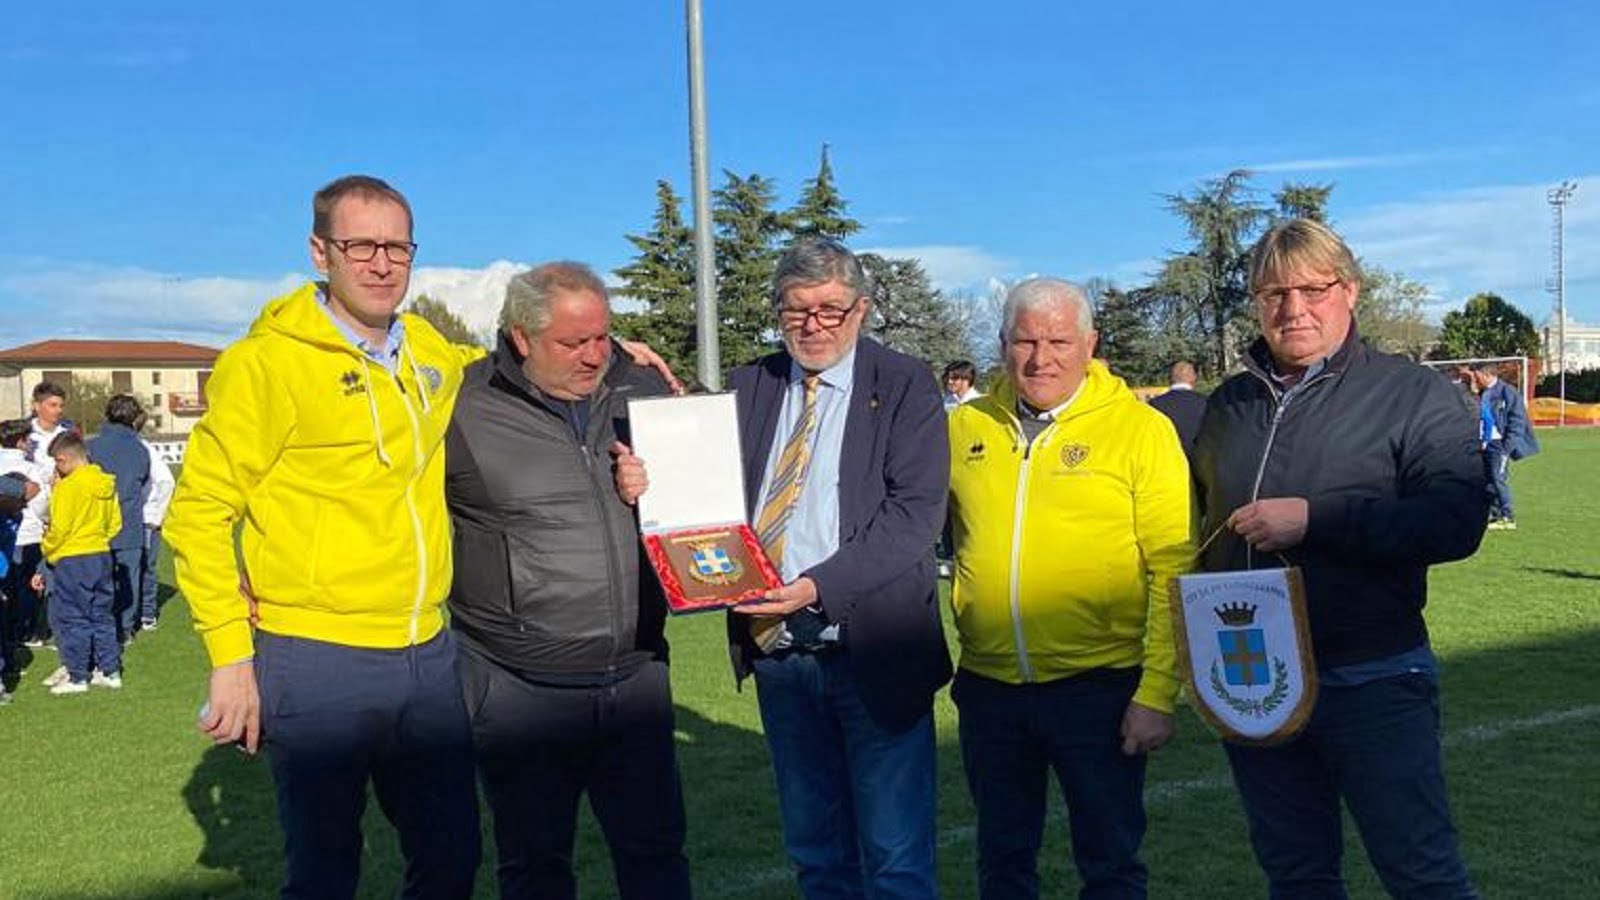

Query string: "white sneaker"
[[50, 679, 89, 696], [91, 670, 123, 689], [41, 665, 68, 687]]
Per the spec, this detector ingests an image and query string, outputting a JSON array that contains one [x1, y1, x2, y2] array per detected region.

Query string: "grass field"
[[2, 429, 1597, 899]]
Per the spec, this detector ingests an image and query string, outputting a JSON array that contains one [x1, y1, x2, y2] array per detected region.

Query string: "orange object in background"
[[1530, 397, 1600, 426]]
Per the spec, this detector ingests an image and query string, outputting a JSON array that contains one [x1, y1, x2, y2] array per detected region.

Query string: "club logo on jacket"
[[1060, 443, 1089, 468], [418, 364, 443, 394], [340, 370, 367, 397]]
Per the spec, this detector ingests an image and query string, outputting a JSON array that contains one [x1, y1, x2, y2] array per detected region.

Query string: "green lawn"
[[3, 429, 1597, 899]]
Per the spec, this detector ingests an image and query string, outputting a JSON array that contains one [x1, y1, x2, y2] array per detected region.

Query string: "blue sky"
[[1, 1, 1595, 349]]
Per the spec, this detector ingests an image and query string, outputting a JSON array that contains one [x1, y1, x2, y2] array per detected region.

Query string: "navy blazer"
[[728, 337, 953, 733]]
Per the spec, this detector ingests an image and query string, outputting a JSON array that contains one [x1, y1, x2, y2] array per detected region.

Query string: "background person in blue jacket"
[[1472, 363, 1537, 530], [87, 394, 151, 642]]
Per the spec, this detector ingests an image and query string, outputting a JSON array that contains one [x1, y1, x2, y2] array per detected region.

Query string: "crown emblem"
[[1214, 602, 1257, 627]]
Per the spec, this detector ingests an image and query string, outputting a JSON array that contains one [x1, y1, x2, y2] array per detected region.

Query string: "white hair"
[[1001, 277, 1093, 340]]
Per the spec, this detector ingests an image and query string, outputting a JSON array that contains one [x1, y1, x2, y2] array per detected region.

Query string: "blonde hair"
[[1248, 218, 1361, 291]]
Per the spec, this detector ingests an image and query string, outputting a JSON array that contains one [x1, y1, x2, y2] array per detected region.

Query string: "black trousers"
[[458, 646, 691, 900]]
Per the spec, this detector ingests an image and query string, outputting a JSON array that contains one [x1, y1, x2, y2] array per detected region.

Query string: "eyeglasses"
[[322, 237, 418, 265], [1254, 278, 1341, 308], [778, 297, 863, 329]]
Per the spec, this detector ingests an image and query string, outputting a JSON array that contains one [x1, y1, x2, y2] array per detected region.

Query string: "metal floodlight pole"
[[1547, 181, 1577, 427], [686, 0, 720, 390]]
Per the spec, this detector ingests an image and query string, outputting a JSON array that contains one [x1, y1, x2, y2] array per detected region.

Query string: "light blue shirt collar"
[[789, 345, 858, 392], [317, 286, 404, 372]]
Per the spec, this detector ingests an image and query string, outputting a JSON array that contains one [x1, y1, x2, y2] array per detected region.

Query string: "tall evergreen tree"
[[1150, 170, 1268, 375], [1273, 182, 1334, 222], [408, 294, 482, 347], [612, 180, 698, 376], [859, 253, 973, 369], [713, 170, 787, 371], [787, 144, 861, 241]]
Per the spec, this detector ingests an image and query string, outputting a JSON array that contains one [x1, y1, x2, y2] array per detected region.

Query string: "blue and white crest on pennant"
[[1172, 568, 1317, 744], [1217, 626, 1270, 686]]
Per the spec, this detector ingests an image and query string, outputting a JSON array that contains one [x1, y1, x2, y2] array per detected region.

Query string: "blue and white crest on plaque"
[[693, 546, 735, 577]]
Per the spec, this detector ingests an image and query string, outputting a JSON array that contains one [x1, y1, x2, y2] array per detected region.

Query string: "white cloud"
[[1340, 176, 1600, 322], [1240, 152, 1447, 174], [405, 261, 529, 336], [856, 244, 1017, 293]]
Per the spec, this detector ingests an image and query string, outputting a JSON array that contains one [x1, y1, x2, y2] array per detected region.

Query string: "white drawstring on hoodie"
[[360, 356, 393, 468]]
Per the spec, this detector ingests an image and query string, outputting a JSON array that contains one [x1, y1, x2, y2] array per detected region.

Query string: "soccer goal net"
[[1420, 356, 1532, 401]]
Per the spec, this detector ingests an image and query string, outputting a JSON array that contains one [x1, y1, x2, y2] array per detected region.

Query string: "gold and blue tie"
[[749, 374, 820, 651]]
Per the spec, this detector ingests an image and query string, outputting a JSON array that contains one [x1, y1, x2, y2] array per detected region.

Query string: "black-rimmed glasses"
[[778, 297, 863, 329], [322, 237, 418, 265]]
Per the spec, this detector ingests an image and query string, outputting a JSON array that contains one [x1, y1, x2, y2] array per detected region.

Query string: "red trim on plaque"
[[644, 523, 782, 614]]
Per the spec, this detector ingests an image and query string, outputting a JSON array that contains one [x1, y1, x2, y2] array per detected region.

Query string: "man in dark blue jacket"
[[1473, 363, 1537, 530], [1194, 219, 1485, 899], [722, 238, 951, 898], [88, 394, 151, 643]]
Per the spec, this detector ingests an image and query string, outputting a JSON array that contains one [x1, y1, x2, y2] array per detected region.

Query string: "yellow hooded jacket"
[[42, 463, 120, 564], [166, 283, 484, 667], [947, 361, 1194, 713]]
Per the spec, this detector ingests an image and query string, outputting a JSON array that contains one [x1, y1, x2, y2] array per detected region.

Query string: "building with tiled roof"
[[0, 339, 221, 436]]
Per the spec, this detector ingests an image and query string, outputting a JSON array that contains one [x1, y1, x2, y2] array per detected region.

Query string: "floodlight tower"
[[1547, 181, 1577, 427]]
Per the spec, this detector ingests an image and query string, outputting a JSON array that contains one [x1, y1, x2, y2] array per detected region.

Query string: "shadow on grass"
[[179, 744, 282, 895], [1519, 566, 1600, 581]]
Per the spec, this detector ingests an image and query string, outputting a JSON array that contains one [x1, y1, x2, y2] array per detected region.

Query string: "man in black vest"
[[445, 262, 688, 900]]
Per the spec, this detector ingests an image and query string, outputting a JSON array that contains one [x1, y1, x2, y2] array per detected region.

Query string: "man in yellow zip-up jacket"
[[947, 278, 1194, 900], [165, 176, 483, 898]]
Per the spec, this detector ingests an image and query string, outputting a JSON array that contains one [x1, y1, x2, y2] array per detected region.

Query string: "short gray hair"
[[770, 238, 872, 306], [500, 261, 610, 335], [1001, 277, 1094, 340]]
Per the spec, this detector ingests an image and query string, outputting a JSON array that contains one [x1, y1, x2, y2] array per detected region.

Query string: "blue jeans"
[[51, 553, 119, 681], [139, 526, 163, 624], [1225, 673, 1477, 900], [753, 650, 939, 899], [1483, 444, 1512, 520], [109, 544, 143, 640], [256, 629, 481, 899], [951, 667, 1148, 900]]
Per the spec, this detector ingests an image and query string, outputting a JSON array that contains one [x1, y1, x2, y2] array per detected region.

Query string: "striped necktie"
[[749, 373, 821, 651]]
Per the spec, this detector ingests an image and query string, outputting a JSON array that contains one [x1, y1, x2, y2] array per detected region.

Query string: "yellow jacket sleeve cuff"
[[1133, 668, 1181, 715], [202, 620, 256, 668]]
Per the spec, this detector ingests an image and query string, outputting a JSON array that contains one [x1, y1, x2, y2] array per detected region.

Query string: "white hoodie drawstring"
[[360, 356, 393, 467]]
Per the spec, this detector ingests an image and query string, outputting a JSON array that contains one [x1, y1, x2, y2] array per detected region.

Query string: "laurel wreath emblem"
[[1209, 657, 1290, 718]]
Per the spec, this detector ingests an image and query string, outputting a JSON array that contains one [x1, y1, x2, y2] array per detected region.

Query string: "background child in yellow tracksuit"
[[32, 432, 122, 695]]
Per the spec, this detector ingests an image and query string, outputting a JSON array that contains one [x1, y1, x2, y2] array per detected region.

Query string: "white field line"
[[700, 704, 1600, 898]]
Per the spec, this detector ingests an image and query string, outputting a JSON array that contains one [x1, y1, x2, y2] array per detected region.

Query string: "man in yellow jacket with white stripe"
[[947, 277, 1193, 900], [166, 175, 484, 899]]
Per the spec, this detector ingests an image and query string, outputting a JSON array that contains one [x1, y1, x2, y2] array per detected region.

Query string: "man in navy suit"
[[1146, 361, 1207, 459], [621, 238, 951, 897]]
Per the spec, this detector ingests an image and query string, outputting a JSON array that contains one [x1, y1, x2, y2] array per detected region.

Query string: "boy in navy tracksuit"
[[33, 432, 122, 695]]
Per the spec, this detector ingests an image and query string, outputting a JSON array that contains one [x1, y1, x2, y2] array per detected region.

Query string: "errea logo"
[[340, 370, 367, 397]]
